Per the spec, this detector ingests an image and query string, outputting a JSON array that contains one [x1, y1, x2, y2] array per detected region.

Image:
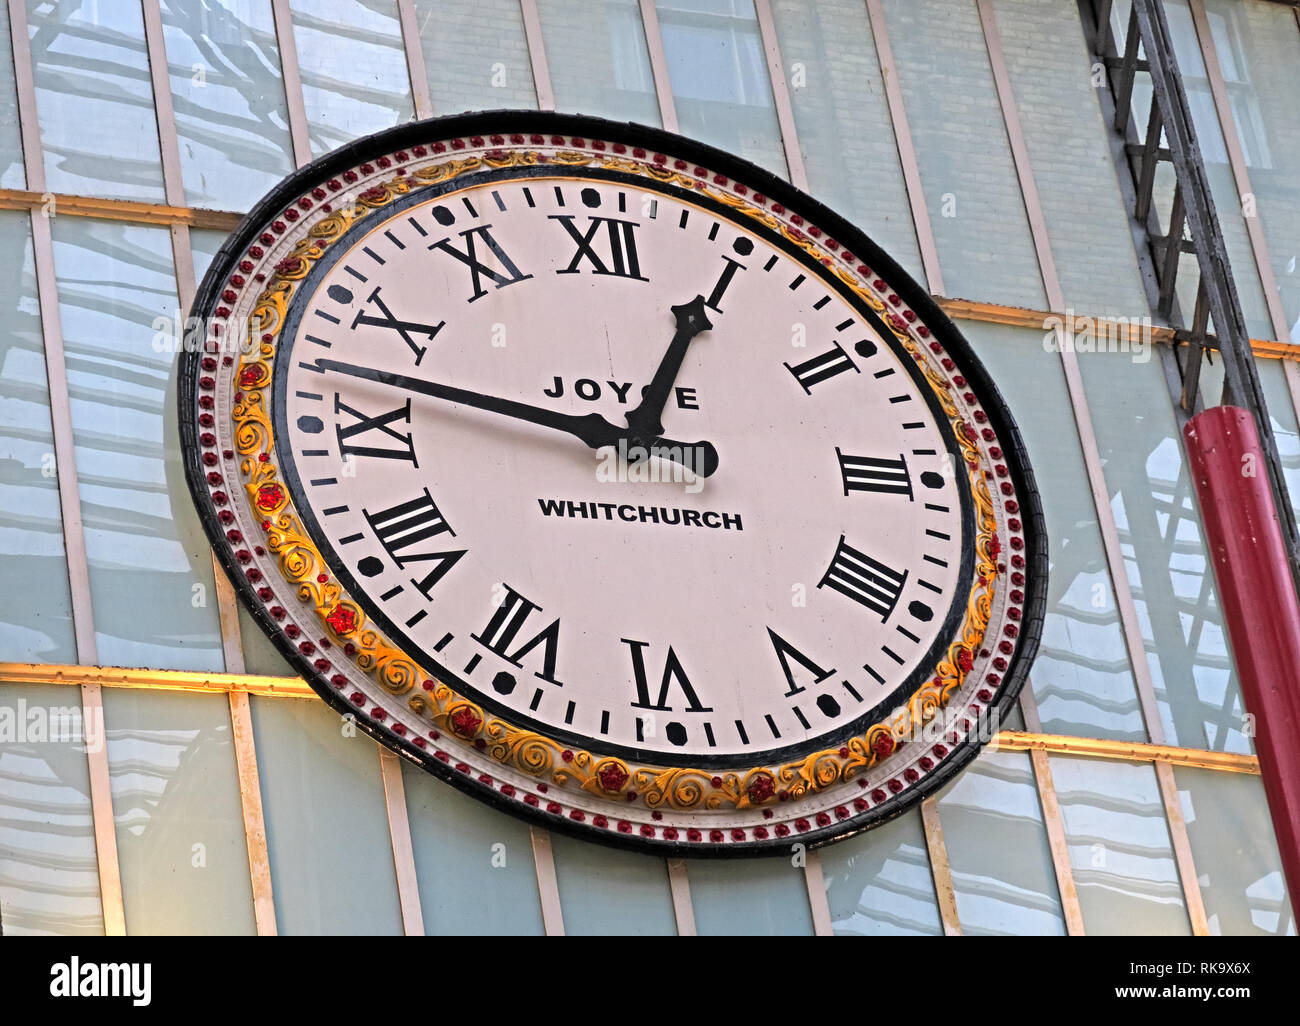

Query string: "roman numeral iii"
[[818, 535, 909, 621], [836, 448, 913, 499]]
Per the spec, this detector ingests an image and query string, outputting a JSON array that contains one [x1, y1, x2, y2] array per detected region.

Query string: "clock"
[[181, 111, 1045, 854]]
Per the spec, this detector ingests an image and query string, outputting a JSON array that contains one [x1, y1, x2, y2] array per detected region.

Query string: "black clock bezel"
[[180, 110, 1047, 857]]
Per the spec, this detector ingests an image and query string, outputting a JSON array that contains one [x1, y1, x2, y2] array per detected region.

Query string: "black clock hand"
[[317, 359, 718, 477], [624, 295, 712, 441]]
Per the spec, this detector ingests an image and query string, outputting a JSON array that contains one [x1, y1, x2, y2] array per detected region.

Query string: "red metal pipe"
[[1184, 405, 1300, 907]]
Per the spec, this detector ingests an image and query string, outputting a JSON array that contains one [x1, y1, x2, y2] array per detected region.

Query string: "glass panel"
[[1, 0, 25, 189], [290, 0, 413, 158], [0, 682, 103, 935], [1255, 358, 1300, 523], [537, 0, 659, 126], [878, 0, 1045, 309], [1077, 349, 1248, 753], [1050, 755, 1190, 935], [249, 695, 403, 934], [937, 748, 1065, 935], [1175, 765, 1294, 935], [689, 853, 815, 935], [962, 321, 1145, 740], [26, 0, 165, 201], [415, 0, 537, 113], [0, 212, 76, 663], [768, 0, 923, 282], [550, 834, 676, 935], [655, 0, 788, 178], [1209, 0, 1300, 340], [160, 0, 296, 210], [994, 0, 1150, 318], [51, 218, 225, 671], [238, 604, 297, 676], [820, 808, 942, 935], [400, 760, 544, 935], [190, 226, 230, 285], [1111, 0, 1273, 339], [103, 688, 255, 934]]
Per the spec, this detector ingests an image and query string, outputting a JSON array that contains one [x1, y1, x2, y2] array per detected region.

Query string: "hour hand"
[[624, 295, 712, 441]]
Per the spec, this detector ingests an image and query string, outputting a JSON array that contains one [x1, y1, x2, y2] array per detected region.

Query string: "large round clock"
[[181, 111, 1044, 855]]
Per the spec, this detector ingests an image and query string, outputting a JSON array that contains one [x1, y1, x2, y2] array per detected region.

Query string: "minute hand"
[[316, 359, 719, 476], [624, 295, 712, 440]]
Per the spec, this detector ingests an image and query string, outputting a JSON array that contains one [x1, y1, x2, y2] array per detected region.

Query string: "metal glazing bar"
[[753, 0, 808, 191], [379, 749, 425, 935], [638, 0, 679, 132], [518, 0, 555, 112], [271, 0, 312, 168], [920, 796, 960, 935], [529, 827, 564, 935], [803, 850, 834, 935], [665, 859, 696, 935], [396, 0, 433, 120]]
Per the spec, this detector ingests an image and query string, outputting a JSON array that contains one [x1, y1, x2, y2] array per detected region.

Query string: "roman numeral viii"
[[836, 448, 912, 499], [363, 489, 465, 599], [818, 535, 908, 621], [473, 585, 562, 685], [334, 395, 417, 463], [551, 215, 648, 280]]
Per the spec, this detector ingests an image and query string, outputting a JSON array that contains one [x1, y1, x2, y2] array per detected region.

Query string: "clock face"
[[182, 113, 1044, 854]]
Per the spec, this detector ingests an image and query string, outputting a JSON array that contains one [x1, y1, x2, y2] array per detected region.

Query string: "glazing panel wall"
[[961, 321, 1144, 740], [160, 0, 296, 210], [290, 0, 413, 158], [400, 760, 544, 935], [415, 0, 537, 113], [993, 0, 1150, 318], [1254, 358, 1300, 524], [537, 0, 659, 126], [689, 852, 814, 935], [551, 834, 676, 935], [877, 0, 1044, 309], [0, 212, 76, 663], [1, 0, 24, 188], [0, 682, 103, 935], [767, 0, 923, 282], [1051, 755, 1189, 935], [654, 0, 788, 179], [1175, 766, 1293, 935], [1209, 0, 1300, 341], [249, 695, 403, 934], [819, 808, 941, 935], [937, 748, 1066, 935], [103, 688, 255, 934], [25, 0, 165, 201], [1077, 349, 1248, 754], [51, 218, 224, 671]]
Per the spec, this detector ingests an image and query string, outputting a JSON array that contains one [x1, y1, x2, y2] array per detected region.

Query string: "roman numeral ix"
[[334, 395, 417, 463]]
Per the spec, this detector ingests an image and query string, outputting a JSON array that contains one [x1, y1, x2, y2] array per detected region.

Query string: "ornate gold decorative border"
[[224, 148, 1004, 813]]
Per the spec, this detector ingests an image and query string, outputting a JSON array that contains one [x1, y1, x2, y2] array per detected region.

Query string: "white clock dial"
[[276, 174, 969, 763]]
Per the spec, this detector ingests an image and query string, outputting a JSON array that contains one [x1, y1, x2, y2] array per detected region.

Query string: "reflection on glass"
[[551, 833, 676, 935], [655, 0, 788, 178], [963, 322, 1145, 740], [1077, 350, 1248, 753], [768, 0, 922, 282], [51, 218, 224, 671], [1051, 756, 1190, 935], [400, 760, 543, 935], [290, 0, 413, 157], [1254, 359, 1300, 523], [1206, 0, 1300, 340], [103, 689, 254, 934], [1109, 0, 1273, 339], [820, 808, 941, 935], [1175, 766, 1294, 935], [537, 0, 659, 125], [26, 0, 165, 200], [689, 851, 815, 935], [415, 0, 536, 113], [160, 0, 296, 210], [0, 213, 76, 663], [937, 749, 1065, 935], [1, 0, 25, 188], [878, 0, 1044, 309], [0, 683, 103, 935], [250, 695, 403, 934], [992, 0, 1150, 318]]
